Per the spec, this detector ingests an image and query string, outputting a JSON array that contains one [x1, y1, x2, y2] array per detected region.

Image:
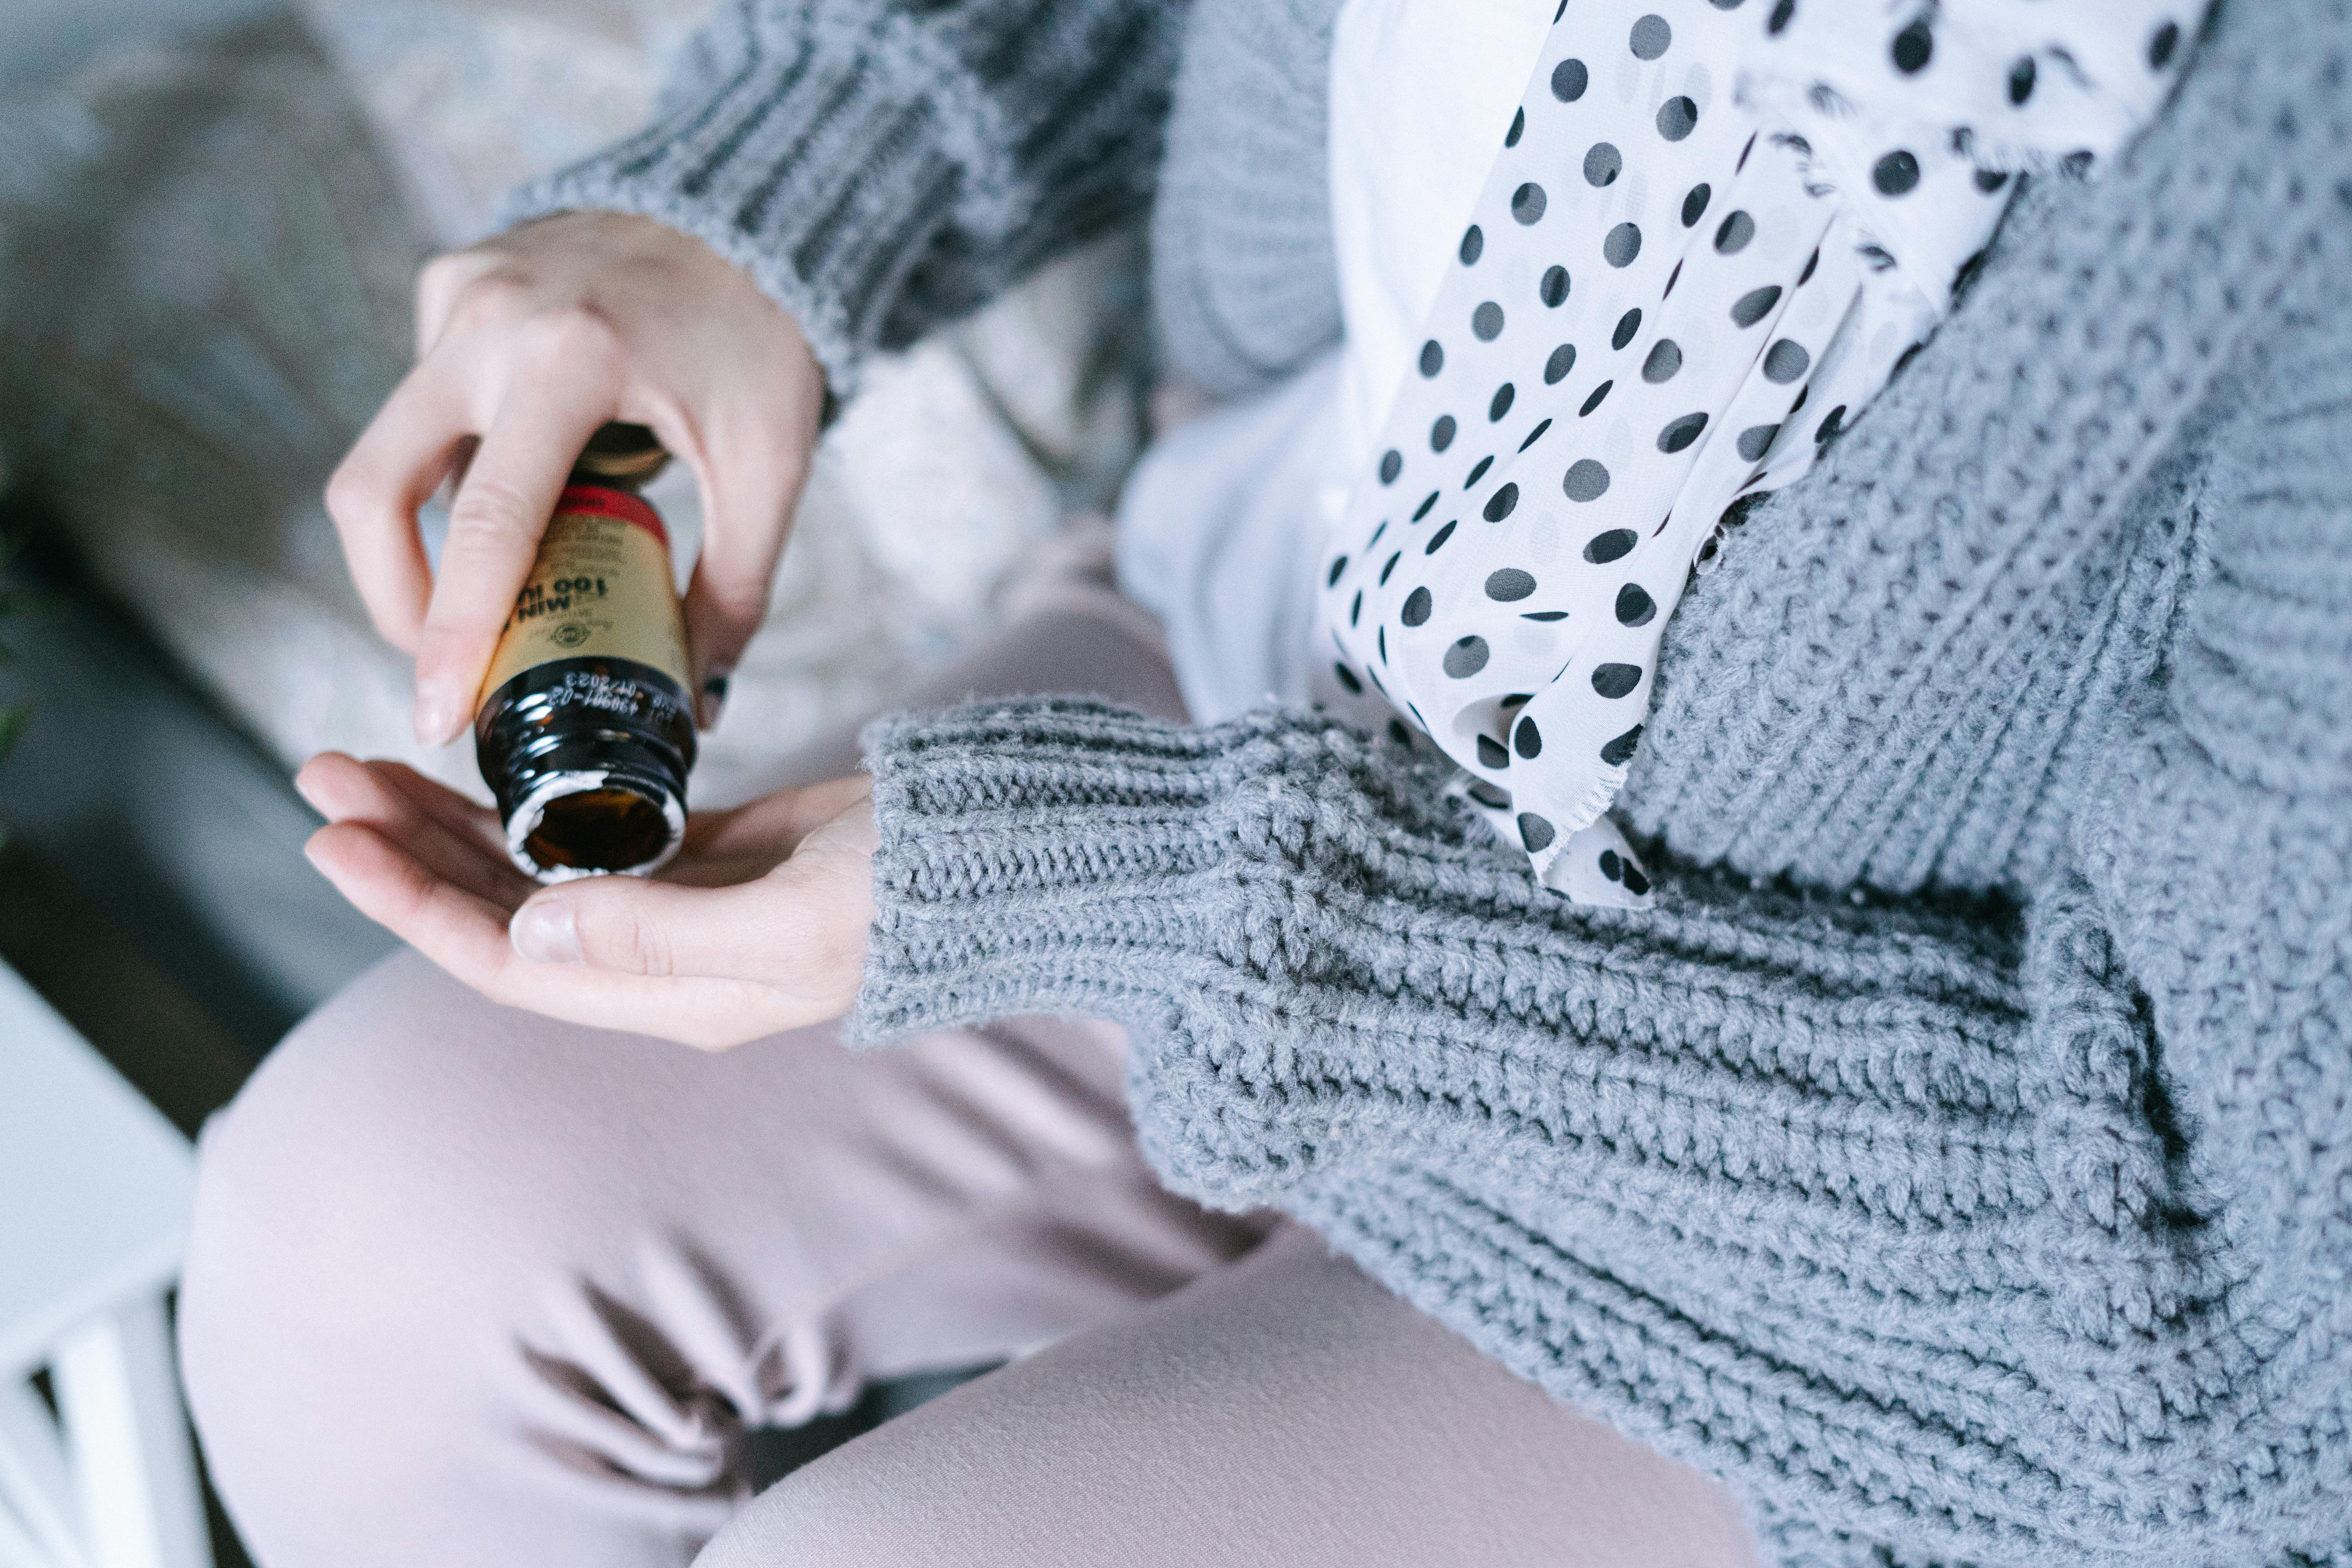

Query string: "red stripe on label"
[[556, 485, 670, 551]]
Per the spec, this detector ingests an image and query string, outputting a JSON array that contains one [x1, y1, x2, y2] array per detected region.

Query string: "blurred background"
[[0, 2, 1150, 1560]]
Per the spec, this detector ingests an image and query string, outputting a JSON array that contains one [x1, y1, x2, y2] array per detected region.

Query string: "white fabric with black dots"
[[1313, 0, 2201, 906]]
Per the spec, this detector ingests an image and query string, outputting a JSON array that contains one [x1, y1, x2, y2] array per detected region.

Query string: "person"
[[177, 1, 2352, 1565]]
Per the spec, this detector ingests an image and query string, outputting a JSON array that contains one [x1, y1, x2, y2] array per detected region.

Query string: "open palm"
[[298, 753, 877, 1049]]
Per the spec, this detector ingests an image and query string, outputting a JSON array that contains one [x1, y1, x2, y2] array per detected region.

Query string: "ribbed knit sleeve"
[[502, 0, 1192, 394], [853, 689, 2349, 1568]]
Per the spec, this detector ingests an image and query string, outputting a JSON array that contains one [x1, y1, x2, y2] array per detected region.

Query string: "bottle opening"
[[500, 763, 686, 882], [523, 783, 677, 874]]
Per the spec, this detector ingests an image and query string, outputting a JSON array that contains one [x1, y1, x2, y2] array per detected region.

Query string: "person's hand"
[[326, 211, 826, 745], [296, 755, 877, 1049]]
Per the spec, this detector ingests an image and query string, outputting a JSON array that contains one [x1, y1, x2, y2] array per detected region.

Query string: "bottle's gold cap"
[[573, 422, 670, 485]]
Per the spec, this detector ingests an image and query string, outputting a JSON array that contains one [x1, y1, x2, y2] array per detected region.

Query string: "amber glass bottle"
[[474, 423, 696, 882]]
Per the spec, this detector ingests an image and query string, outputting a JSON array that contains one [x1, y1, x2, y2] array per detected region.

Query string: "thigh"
[[702, 1225, 1761, 1568], [182, 953, 1261, 1568]]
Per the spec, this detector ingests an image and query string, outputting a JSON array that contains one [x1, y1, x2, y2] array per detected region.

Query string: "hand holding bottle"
[[325, 211, 826, 743]]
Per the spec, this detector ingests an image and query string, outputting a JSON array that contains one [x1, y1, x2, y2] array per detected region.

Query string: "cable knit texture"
[[845, 4, 2352, 1565], [519, 0, 2351, 1561]]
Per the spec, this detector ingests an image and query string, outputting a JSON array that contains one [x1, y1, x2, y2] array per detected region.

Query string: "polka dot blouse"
[[1316, 0, 2201, 906]]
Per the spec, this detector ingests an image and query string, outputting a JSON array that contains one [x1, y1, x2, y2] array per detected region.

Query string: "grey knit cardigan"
[[508, 3, 2352, 1564]]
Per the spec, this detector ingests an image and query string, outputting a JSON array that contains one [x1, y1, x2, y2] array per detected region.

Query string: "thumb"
[[509, 876, 782, 979], [508, 811, 874, 988]]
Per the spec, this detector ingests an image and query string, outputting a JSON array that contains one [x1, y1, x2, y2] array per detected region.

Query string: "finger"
[[296, 754, 503, 872], [324, 359, 473, 655], [296, 753, 530, 909], [305, 820, 523, 991], [676, 396, 821, 725], [359, 761, 531, 903], [367, 759, 508, 853], [413, 359, 615, 745], [414, 249, 499, 360]]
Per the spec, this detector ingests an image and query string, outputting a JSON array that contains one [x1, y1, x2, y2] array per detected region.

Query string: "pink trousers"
[[178, 548, 1760, 1568]]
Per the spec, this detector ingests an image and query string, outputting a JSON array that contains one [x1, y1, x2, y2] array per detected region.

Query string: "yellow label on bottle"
[[479, 486, 690, 702]]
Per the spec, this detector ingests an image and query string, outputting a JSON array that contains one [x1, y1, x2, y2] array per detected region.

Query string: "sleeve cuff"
[[847, 699, 1240, 1044], [500, 18, 971, 398]]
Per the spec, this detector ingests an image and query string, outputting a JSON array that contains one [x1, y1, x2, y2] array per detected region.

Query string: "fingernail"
[[698, 668, 732, 731], [414, 680, 468, 747], [511, 897, 583, 964]]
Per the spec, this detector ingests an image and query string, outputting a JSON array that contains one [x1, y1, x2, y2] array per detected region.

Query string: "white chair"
[[0, 961, 211, 1568]]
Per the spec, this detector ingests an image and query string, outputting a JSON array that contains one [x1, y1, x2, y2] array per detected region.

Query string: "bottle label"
[[479, 486, 691, 702]]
